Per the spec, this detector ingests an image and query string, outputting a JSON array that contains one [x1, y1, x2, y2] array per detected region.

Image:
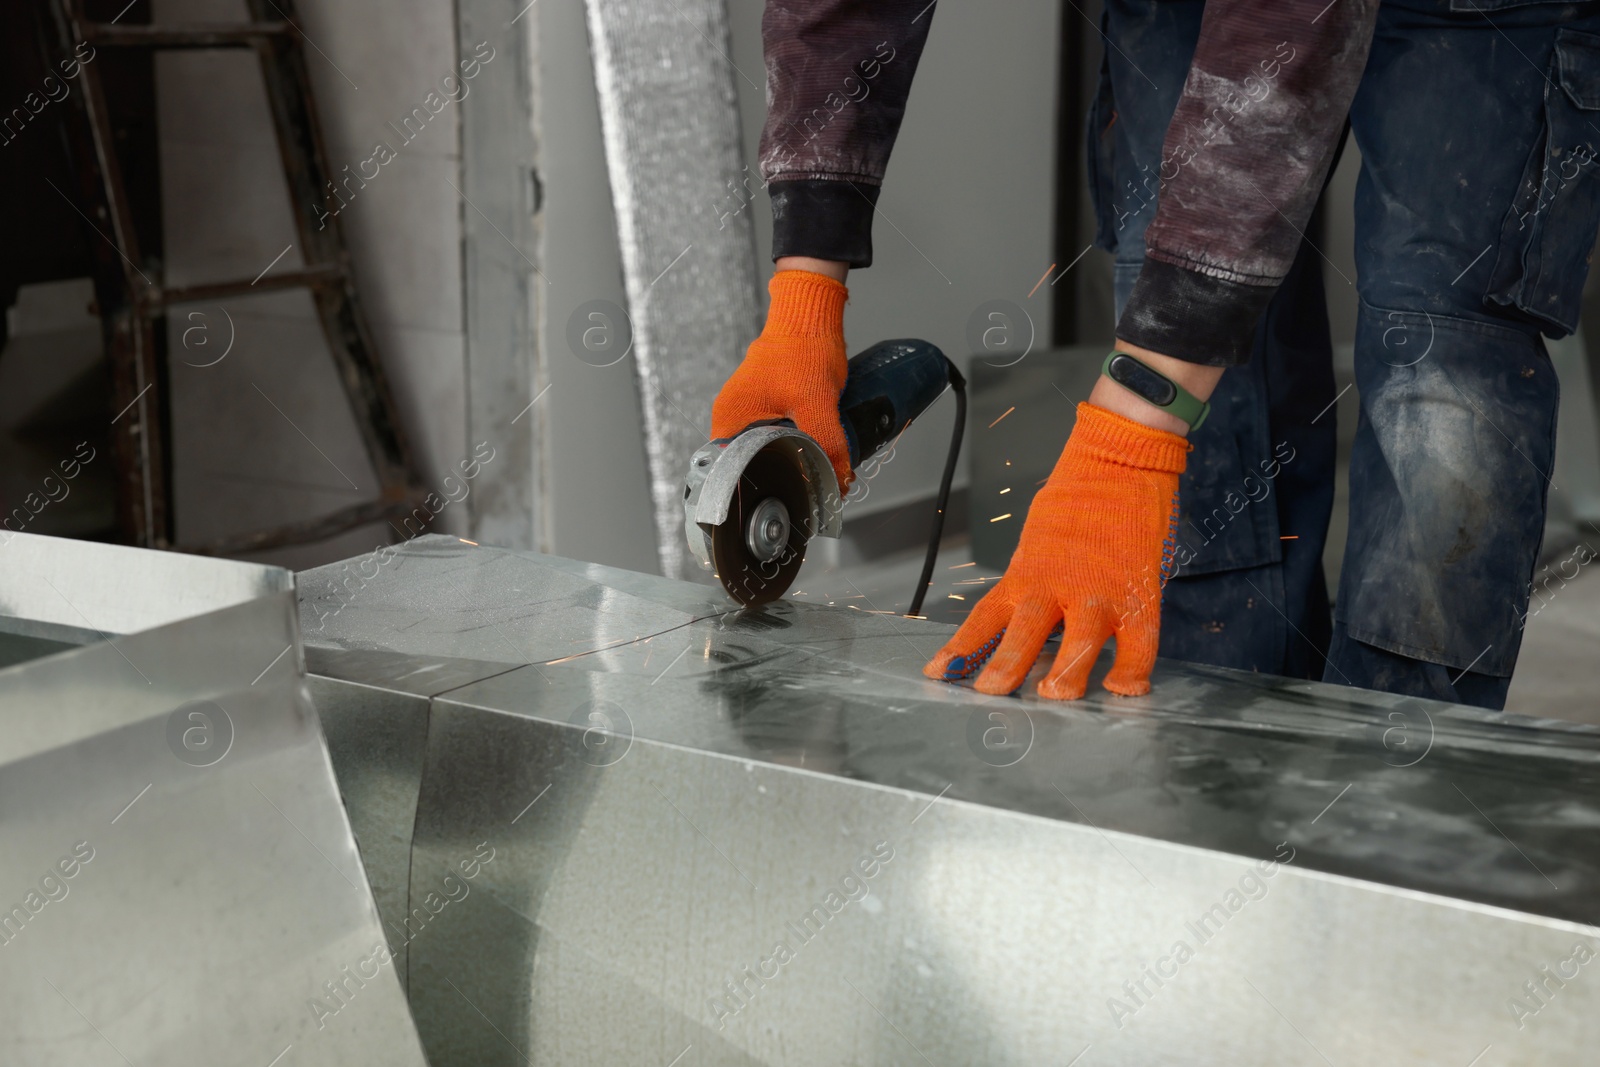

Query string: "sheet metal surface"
[[0, 526, 289, 637], [301, 535, 1600, 1065], [0, 533, 427, 1067], [309, 675, 432, 993], [582, 0, 761, 579]]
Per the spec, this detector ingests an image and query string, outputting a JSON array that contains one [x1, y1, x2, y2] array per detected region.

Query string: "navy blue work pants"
[[1090, 0, 1600, 708]]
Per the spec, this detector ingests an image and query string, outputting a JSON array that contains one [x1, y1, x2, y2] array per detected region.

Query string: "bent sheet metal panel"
[[296, 535, 713, 998], [0, 532, 427, 1067], [309, 675, 432, 993], [298, 536, 1600, 1065]]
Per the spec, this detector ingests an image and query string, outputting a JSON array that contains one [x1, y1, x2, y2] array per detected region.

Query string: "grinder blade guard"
[[683, 426, 841, 606], [684, 339, 964, 608]]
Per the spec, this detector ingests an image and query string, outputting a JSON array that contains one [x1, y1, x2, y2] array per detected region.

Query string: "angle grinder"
[[684, 339, 967, 610]]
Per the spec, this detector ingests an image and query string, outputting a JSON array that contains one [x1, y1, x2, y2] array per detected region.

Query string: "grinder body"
[[684, 339, 955, 606]]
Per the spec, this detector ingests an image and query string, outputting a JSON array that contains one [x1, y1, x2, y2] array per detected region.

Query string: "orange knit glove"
[[711, 270, 853, 492], [924, 403, 1189, 699]]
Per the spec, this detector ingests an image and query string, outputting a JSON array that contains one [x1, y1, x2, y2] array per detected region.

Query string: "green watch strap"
[[1101, 350, 1211, 431]]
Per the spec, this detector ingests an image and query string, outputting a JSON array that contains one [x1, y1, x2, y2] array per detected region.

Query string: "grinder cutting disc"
[[708, 441, 814, 606]]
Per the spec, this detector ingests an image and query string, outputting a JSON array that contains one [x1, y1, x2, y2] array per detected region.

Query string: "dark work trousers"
[[1090, 0, 1600, 709]]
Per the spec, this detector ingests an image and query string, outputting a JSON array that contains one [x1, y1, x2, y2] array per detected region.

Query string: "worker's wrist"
[[775, 257, 849, 283], [1091, 340, 1225, 437]]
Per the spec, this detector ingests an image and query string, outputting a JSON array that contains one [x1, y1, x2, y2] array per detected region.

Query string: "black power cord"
[[907, 358, 967, 618]]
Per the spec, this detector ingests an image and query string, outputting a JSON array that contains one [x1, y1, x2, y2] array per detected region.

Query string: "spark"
[[1027, 263, 1056, 299]]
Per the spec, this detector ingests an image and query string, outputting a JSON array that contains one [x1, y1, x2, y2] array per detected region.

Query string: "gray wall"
[[536, 0, 657, 573], [156, 0, 474, 571]]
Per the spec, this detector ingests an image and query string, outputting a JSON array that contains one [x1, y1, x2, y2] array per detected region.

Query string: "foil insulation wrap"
[[583, 0, 762, 579]]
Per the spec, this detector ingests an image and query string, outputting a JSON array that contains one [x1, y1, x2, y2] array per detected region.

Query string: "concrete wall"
[[536, 0, 657, 574], [156, 0, 470, 570]]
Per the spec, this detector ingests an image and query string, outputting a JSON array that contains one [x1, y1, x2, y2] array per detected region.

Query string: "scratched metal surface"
[[300, 534, 1600, 1065]]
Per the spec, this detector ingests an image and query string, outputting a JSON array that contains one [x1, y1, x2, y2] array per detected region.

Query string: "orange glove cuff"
[[1055, 402, 1190, 477], [760, 269, 848, 339]]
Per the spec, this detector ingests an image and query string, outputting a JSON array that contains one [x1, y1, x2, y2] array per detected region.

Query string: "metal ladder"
[[45, 0, 427, 554]]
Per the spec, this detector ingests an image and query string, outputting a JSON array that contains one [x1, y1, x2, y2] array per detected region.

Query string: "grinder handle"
[[839, 339, 955, 469]]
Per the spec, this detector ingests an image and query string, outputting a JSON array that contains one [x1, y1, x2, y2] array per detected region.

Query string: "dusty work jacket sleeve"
[[758, 0, 937, 268], [1117, 0, 1378, 366]]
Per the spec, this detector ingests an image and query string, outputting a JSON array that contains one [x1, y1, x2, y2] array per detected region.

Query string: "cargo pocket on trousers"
[[1485, 27, 1600, 337]]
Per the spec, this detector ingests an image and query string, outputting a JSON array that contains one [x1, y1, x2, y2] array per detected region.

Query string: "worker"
[[711, 0, 1600, 710]]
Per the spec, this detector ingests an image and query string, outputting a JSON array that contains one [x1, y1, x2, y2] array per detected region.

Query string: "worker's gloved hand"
[[923, 402, 1189, 699], [711, 270, 853, 494]]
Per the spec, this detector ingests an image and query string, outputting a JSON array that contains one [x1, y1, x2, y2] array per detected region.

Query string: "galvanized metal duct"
[[0, 533, 427, 1067], [301, 535, 1600, 1066], [582, 0, 762, 580]]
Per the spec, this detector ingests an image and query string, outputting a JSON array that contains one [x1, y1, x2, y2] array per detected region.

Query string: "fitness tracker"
[[1101, 350, 1211, 431]]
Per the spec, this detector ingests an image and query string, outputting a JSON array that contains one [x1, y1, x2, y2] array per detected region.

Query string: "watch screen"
[[1108, 353, 1177, 407]]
